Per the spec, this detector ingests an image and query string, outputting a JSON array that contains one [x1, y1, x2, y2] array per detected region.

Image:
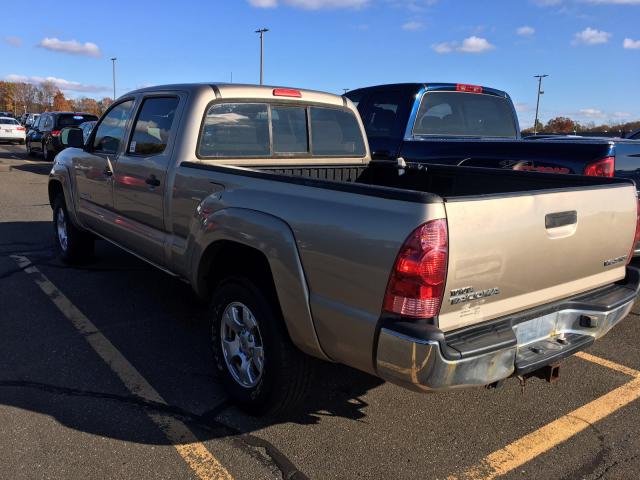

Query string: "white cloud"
[[37, 37, 101, 57], [401, 20, 423, 30], [514, 103, 532, 113], [579, 108, 606, 118], [4, 36, 22, 47], [584, 0, 640, 4], [531, 0, 563, 5], [572, 27, 611, 45], [517, 26, 535, 36], [248, 0, 368, 8], [623, 38, 640, 49], [5, 74, 108, 93], [432, 36, 495, 54], [248, 0, 278, 6], [612, 111, 632, 118], [432, 42, 455, 54], [458, 36, 495, 53]]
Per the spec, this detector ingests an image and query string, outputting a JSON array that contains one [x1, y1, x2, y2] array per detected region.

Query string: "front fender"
[[49, 157, 83, 229], [189, 207, 329, 361]]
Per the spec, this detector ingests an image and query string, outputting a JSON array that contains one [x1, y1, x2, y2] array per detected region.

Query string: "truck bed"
[[254, 161, 631, 199]]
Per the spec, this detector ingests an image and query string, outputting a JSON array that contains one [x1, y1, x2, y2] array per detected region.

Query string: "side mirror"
[[60, 127, 85, 148]]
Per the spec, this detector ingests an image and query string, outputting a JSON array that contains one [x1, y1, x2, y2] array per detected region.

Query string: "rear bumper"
[[376, 267, 640, 392]]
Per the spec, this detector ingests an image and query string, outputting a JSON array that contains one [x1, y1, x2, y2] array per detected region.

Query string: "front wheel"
[[52, 194, 95, 264], [210, 277, 313, 416]]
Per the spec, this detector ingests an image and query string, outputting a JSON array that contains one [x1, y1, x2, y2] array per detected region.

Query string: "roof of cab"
[[124, 83, 347, 107], [347, 82, 509, 98]]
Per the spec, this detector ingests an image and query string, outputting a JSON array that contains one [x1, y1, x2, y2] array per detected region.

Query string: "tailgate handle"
[[545, 211, 577, 229]]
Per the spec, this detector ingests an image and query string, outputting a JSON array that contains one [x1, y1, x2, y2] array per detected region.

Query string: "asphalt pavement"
[[1, 142, 639, 480]]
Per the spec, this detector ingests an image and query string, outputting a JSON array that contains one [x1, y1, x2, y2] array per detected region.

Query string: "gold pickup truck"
[[48, 83, 640, 415]]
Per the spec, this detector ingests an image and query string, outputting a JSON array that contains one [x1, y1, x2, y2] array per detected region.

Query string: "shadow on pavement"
[[0, 221, 383, 459], [10, 162, 52, 175]]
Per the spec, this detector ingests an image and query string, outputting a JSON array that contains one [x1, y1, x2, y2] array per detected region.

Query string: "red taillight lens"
[[16, 126, 25, 131], [383, 219, 448, 318], [584, 156, 614, 177], [272, 88, 302, 98], [456, 83, 483, 94], [627, 198, 640, 265], [51, 130, 61, 137]]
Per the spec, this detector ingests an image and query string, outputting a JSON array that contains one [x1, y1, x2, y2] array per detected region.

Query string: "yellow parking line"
[[11, 255, 233, 480], [448, 354, 640, 480], [575, 351, 640, 378]]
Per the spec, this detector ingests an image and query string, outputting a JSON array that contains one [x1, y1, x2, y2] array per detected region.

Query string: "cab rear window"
[[413, 91, 517, 138], [57, 114, 99, 128], [198, 103, 365, 159]]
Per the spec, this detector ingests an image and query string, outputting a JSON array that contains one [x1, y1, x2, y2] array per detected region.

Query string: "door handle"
[[145, 175, 161, 187], [545, 211, 577, 229]]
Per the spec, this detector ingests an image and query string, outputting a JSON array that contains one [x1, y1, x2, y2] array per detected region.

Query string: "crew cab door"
[[109, 95, 182, 266], [74, 99, 135, 232]]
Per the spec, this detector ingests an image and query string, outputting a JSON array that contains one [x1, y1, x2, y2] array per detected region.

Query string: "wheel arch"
[[190, 208, 329, 361]]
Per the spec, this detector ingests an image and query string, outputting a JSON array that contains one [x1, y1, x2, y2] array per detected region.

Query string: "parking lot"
[[1, 142, 639, 479]]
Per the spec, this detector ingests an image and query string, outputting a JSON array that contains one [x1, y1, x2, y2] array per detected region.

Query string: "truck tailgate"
[[438, 183, 637, 332]]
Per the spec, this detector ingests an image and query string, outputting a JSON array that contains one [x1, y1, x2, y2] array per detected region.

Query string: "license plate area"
[[513, 312, 559, 346]]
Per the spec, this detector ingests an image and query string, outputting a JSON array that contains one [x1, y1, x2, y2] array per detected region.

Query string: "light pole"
[[111, 57, 117, 100], [343, 88, 349, 94], [255, 28, 269, 85], [533, 74, 548, 135]]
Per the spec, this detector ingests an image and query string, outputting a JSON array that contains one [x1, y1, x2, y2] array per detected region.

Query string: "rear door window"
[[272, 106, 308, 154], [128, 97, 179, 155], [358, 90, 404, 140], [309, 107, 366, 157], [199, 103, 270, 157]]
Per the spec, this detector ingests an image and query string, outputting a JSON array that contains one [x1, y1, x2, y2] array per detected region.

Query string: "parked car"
[[50, 83, 640, 415], [29, 112, 98, 160], [0, 111, 15, 118], [25, 113, 40, 129], [0, 117, 26, 144], [627, 129, 640, 140], [78, 120, 97, 143], [25, 115, 44, 156]]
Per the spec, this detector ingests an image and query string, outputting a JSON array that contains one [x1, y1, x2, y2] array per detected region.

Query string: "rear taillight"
[[16, 126, 25, 131], [51, 130, 61, 137], [383, 219, 448, 318], [584, 156, 614, 177], [627, 198, 640, 264]]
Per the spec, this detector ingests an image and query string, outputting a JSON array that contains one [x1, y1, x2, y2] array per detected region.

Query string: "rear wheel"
[[210, 277, 313, 416], [52, 193, 94, 264]]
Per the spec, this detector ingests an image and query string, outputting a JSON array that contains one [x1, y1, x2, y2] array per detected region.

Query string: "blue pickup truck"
[[345, 83, 640, 185]]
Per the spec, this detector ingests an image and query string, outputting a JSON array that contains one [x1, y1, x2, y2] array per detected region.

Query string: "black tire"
[[52, 193, 95, 264], [210, 277, 313, 416]]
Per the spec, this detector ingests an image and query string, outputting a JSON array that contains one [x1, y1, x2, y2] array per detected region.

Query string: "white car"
[[0, 117, 26, 144]]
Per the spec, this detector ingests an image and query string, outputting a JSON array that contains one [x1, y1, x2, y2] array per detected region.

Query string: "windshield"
[[413, 91, 517, 138]]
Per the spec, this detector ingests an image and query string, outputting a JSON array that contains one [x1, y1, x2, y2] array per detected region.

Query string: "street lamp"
[[533, 74, 548, 135], [111, 57, 117, 100], [255, 28, 269, 85]]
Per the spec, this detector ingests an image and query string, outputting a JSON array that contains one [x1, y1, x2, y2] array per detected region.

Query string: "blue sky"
[[1, 0, 639, 127]]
